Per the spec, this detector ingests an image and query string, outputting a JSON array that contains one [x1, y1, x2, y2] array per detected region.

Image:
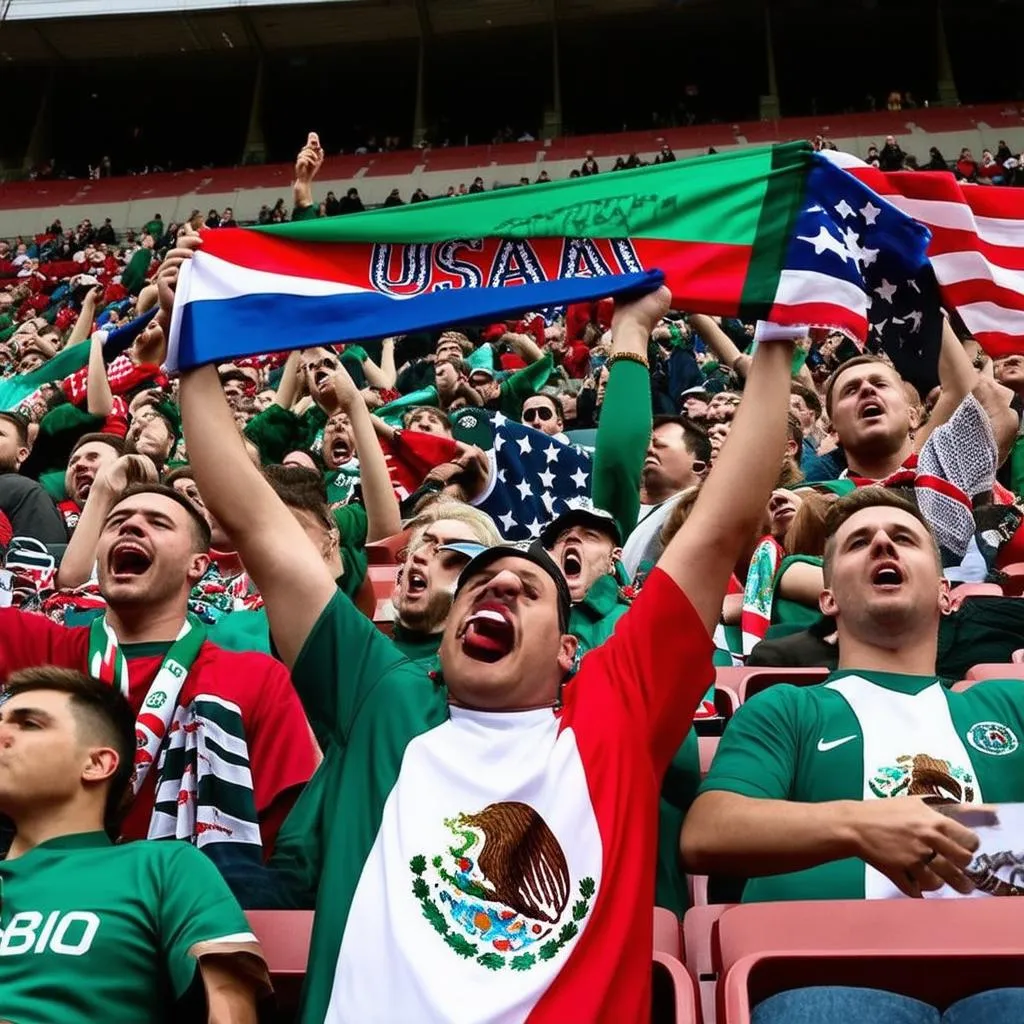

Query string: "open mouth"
[[871, 563, 904, 588], [109, 542, 153, 580], [313, 368, 331, 392], [561, 548, 583, 581], [460, 603, 516, 663], [405, 568, 428, 597], [330, 438, 351, 463], [858, 401, 884, 421], [75, 471, 95, 499]]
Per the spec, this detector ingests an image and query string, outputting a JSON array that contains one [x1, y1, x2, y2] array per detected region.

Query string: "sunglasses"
[[523, 406, 555, 424]]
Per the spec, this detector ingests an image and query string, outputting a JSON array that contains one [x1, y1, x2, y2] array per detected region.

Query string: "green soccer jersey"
[[0, 832, 264, 1023], [701, 670, 1024, 901]]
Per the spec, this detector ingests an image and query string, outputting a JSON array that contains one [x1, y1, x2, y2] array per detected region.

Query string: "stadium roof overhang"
[[0, 0, 750, 64]]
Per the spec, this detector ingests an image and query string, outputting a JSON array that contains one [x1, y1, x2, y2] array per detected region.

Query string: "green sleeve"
[[333, 503, 369, 598], [498, 351, 554, 419], [655, 728, 701, 917], [1009, 434, 1024, 497], [292, 589, 418, 746], [698, 686, 802, 800], [299, 405, 328, 450], [158, 844, 257, 999], [376, 386, 439, 427], [265, 752, 336, 908], [244, 405, 306, 464], [591, 359, 650, 542], [291, 204, 319, 222]]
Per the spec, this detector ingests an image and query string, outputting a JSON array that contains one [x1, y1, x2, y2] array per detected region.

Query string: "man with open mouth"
[[176, 263, 797, 1020], [0, 480, 320, 887]]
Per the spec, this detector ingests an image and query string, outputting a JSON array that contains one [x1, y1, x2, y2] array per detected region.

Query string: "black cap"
[[455, 540, 572, 632]]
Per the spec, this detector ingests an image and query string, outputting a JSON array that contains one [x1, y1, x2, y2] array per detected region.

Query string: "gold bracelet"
[[606, 351, 650, 371]]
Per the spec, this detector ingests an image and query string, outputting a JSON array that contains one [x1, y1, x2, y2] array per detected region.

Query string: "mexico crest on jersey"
[[410, 801, 594, 972]]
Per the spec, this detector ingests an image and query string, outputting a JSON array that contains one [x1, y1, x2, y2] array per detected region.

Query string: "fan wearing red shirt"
[[0, 482, 319, 892]]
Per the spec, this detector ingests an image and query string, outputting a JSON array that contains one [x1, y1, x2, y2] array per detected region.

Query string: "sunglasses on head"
[[523, 406, 555, 423]]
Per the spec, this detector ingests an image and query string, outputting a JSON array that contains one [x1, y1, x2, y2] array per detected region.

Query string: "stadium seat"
[[364, 529, 411, 565], [683, 904, 735, 1024], [715, 900, 1024, 1024], [965, 662, 1024, 680], [654, 906, 683, 958], [737, 667, 829, 704], [245, 910, 313, 1015], [698, 736, 719, 776], [652, 950, 702, 1024], [948, 582, 1004, 609]]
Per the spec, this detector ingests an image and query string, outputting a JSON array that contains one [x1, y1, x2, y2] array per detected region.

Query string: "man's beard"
[[396, 587, 453, 636], [0, 454, 18, 474]]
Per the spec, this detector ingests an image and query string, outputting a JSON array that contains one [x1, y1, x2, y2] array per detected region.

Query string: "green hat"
[[151, 399, 182, 446], [793, 479, 856, 498]]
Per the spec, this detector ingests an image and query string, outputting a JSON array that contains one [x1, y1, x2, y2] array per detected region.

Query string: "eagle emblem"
[[411, 801, 595, 972]]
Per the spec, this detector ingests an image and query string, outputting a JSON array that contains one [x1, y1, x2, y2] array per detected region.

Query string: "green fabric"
[[376, 386, 439, 428], [655, 730, 700, 917], [332, 503, 369, 599], [701, 671, 1024, 902], [1009, 433, 1024, 497], [0, 342, 91, 411], [569, 573, 630, 660], [324, 465, 360, 508], [592, 358, 650, 544], [121, 249, 154, 295], [466, 345, 495, 371], [772, 554, 823, 629], [793, 479, 856, 498], [20, 406, 105, 479], [244, 404, 326, 464], [257, 143, 812, 252], [40, 467, 69, 501], [0, 832, 253, 1022], [284, 592, 447, 1021], [292, 204, 319, 222], [449, 406, 494, 450], [498, 351, 554, 420]]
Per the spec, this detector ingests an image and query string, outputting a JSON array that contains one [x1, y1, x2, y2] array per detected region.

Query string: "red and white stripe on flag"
[[829, 151, 1024, 358]]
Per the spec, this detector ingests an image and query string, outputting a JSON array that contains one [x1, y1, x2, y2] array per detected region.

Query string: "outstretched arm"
[[659, 311, 793, 636], [85, 327, 114, 418]]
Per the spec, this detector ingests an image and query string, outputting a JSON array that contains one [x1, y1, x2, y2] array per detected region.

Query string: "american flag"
[[828, 151, 1024, 358], [471, 412, 592, 541]]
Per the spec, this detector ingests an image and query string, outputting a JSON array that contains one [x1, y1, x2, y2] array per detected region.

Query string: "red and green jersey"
[[289, 568, 713, 1022]]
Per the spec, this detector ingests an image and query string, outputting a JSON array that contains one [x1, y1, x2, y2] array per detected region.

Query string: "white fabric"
[[327, 707, 603, 1024], [621, 491, 686, 578]]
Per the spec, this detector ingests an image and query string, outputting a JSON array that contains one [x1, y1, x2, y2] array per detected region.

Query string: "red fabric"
[[481, 323, 507, 345], [499, 352, 526, 371], [381, 429, 461, 496], [514, 314, 546, 349], [532, 569, 714, 1022], [61, 355, 162, 407], [562, 339, 591, 379], [0, 609, 319, 852], [0, 510, 12, 549]]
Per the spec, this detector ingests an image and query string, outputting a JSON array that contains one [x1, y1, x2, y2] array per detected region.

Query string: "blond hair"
[[407, 500, 502, 548]]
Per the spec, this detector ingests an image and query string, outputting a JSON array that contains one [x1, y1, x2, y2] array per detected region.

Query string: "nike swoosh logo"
[[817, 735, 857, 752]]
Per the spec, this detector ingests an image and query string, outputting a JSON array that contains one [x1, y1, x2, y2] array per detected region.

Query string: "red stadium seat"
[[965, 663, 1024, 681], [654, 906, 683, 958], [715, 900, 1024, 1024], [683, 904, 735, 1024], [364, 529, 412, 565], [652, 950, 702, 1024], [737, 668, 828, 704], [245, 910, 313, 1013], [698, 736, 719, 776]]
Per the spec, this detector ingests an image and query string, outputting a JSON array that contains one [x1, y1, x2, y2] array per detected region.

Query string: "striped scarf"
[[740, 536, 785, 657], [87, 616, 262, 856]]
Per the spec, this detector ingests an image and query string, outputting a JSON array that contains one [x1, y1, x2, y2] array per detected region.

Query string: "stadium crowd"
[[2, 128, 1024, 1024]]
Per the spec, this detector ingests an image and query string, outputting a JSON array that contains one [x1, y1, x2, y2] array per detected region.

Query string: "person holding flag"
[[165, 213, 796, 1020]]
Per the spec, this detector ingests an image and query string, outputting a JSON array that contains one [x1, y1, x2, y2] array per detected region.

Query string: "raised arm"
[[659, 312, 793, 636], [292, 132, 324, 217], [689, 313, 751, 380], [180, 362, 337, 667], [272, 352, 303, 411], [591, 298, 654, 540], [64, 284, 102, 350], [329, 363, 401, 542], [85, 327, 114, 418]]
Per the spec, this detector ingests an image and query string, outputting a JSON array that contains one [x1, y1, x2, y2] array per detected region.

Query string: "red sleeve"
[[236, 652, 320, 846], [0, 609, 86, 681], [0, 511, 12, 549], [581, 568, 715, 772]]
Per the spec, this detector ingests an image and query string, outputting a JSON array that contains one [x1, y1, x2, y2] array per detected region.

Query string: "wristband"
[[606, 351, 650, 371]]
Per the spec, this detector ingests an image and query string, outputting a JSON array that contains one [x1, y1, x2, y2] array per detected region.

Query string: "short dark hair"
[[651, 414, 712, 465], [162, 465, 195, 487], [0, 410, 29, 446], [436, 356, 469, 377], [402, 406, 450, 432], [787, 413, 803, 466], [71, 432, 126, 458], [822, 487, 939, 583], [525, 392, 564, 422], [112, 482, 212, 552], [3, 666, 136, 836], [824, 355, 898, 416], [790, 382, 822, 418], [263, 464, 334, 535]]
